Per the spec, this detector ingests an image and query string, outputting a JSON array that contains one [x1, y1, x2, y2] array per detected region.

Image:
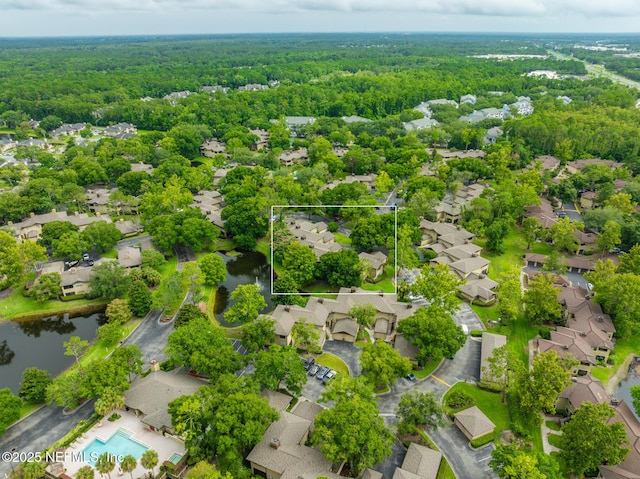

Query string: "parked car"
[[406, 373, 417, 382], [323, 370, 337, 384], [308, 364, 321, 376], [460, 324, 469, 335], [303, 357, 315, 370], [316, 366, 331, 380], [82, 252, 90, 261]]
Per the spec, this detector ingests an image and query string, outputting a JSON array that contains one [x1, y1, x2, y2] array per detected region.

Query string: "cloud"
[[0, 0, 638, 18]]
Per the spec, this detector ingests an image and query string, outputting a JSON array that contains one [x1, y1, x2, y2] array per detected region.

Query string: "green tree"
[[374, 170, 394, 193], [64, 336, 89, 366], [75, 466, 95, 479], [523, 273, 562, 323], [128, 280, 152, 316], [81, 221, 123, 253], [97, 321, 122, 346], [397, 306, 466, 365], [481, 344, 516, 402], [396, 390, 446, 435], [605, 192, 637, 214], [185, 462, 232, 479], [180, 262, 205, 303], [282, 241, 317, 287], [486, 218, 511, 255], [199, 253, 227, 286], [514, 350, 571, 418], [30, 272, 61, 302], [110, 345, 144, 383], [169, 374, 278, 469], [178, 217, 219, 253], [521, 216, 542, 250], [174, 303, 207, 328], [617, 244, 640, 274], [272, 272, 306, 306], [560, 402, 629, 477], [21, 461, 47, 479], [105, 298, 132, 325], [95, 452, 116, 479], [45, 369, 83, 409], [52, 231, 89, 260], [316, 249, 365, 287], [597, 220, 621, 257], [360, 341, 412, 389], [348, 304, 377, 330], [140, 450, 159, 478], [89, 261, 131, 299], [253, 345, 307, 396], [224, 284, 267, 324], [241, 317, 276, 353], [119, 456, 137, 479], [541, 249, 568, 275], [497, 266, 522, 326], [94, 389, 125, 417], [312, 395, 393, 476], [141, 249, 167, 271], [410, 263, 462, 316], [18, 367, 52, 403], [631, 384, 640, 417], [291, 318, 322, 353], [166, 317, 241, 376], [548, 217, 580, 253], [39, 221, 79, 249], [490, 443, 561, 479], [0, 388, 22, 436]]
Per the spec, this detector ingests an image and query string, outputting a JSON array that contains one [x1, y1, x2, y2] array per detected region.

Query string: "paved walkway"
[[541, 414, 562, 454]]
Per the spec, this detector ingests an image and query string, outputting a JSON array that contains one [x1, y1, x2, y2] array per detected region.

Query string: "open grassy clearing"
[[0, 288, 108, 321], [443, 382, 511, 442], [316, 352, 350, 377]]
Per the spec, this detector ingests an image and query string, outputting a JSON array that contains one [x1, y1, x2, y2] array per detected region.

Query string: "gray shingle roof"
[[454, 406, 495, 438]]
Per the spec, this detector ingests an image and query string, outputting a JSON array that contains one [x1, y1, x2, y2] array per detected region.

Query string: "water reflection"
[[17, 315, 77, 337], [0, 340, 15, 365], [214, 251, 273, 327]]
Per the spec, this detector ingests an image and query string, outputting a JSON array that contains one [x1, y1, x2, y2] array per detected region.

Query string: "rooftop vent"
[[270, 438, 281, 450], [611, 398, 621, 406], [580, 331, 587, 337], [318, 298, 324, 304], [597, 316, 604, 322], [562, 344, 569, 350]]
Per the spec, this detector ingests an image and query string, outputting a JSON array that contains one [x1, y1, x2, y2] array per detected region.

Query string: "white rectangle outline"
[[270, 205, 398, 296]]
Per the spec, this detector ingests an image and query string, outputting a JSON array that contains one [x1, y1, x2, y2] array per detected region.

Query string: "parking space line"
[[430, 375, 451, 388], [479, 456, 491, 462]]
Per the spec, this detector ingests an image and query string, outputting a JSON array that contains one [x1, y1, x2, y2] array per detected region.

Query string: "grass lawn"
[[0, 288, 108, 321], [216, 238, 237, 252], [204, 286, 220, 326], [547, 433, 563, 448], [415, 357, 442, 379], [157, 255, 178, 284], [443, 382, 510, 441], [101, 249, 118, 259], [301, 281, 339, 297], [591, 330, 640, 387], [316, 353, 350, 377], [475, 226, 553, 282], [82, 319, 141, 364], [545, 420, 562, 431], [334, 232, 352, 245], [18, 401, 43, 419], [361, 265, 396, 294]]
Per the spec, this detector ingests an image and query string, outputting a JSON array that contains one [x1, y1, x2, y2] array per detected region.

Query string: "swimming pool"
[[82, 428, 149, 465]]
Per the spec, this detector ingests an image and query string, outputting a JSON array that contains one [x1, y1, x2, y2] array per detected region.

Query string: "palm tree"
[[95, 453, 116, 479], [76, 465, 95, 479], [140, 450, 158, 478], [119, 455, 137, 479]]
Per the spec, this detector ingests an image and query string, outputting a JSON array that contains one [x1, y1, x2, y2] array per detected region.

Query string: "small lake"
[[214, 251, 274, 327], [0, 313, 103, 394], [613, 360, 640, 422]]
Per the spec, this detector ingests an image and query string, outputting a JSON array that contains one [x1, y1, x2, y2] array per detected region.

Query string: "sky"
[[1, 0, 640, 37]]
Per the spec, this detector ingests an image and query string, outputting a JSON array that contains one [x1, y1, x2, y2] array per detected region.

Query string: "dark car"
[[303, 357, 315, 370], [308, 364, 321, 376], [322, 370, 337, 384], [316, 366, 331, 380], [406, 373, 417, 382]]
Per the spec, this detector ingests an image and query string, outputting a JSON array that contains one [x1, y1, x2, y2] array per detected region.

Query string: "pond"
[[613, 360, 640, 422], [214, 251, 274, 327], [0, 313, 103, 394]]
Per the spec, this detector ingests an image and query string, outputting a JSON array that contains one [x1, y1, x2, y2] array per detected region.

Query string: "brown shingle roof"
[[454, 406, 495, 438]]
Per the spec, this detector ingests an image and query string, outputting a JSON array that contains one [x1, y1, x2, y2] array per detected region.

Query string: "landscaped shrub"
[[446, 389, 474, 409], [470, 330, 483, 337], [538, 327, 553, 340], [470, 432, 494, 448], [421, 250, 437, 262], [327, 222, 339, 233]]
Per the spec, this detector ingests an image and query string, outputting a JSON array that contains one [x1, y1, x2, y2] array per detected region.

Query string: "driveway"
[[322, 340, 362, 376], [0, 401, 96, 477], [430, 424, 497, 478]]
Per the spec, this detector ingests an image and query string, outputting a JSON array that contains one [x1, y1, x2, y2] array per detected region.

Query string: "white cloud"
[[0, 0, 635, 17]]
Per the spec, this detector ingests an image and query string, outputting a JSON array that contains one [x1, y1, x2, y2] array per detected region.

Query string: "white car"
[[460, 324, 469, 335]]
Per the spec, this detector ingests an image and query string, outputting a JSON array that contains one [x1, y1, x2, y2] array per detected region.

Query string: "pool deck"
[[62, 410, 185, 478]]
